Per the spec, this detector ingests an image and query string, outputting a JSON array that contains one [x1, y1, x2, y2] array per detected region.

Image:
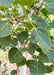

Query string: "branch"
[[14, 20, 26, 24], [36, 0, 45, 15], [12, 30, 17, 35], [28, 0, 45, 15], [9, 15, 25, 23]]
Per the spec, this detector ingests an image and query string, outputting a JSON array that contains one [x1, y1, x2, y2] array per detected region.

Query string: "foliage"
[[0, 0, 54, 75]]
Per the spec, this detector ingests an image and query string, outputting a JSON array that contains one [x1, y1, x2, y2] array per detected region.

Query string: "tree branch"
[[9, 15, 25, 23], [36, 0, 45, 15]]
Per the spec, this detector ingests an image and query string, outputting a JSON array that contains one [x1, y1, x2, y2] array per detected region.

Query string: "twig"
[[12, 30, 17, 35], [9, 15, 25, 23], [15, 20, 26, 24]]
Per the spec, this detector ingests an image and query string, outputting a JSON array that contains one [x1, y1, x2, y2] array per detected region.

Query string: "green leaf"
[[0, 0, 14, 7], [52, 40, 54, 47], [42, 49, 48, 54], [45, 0, 54, 13], [16, 27, 24, 32], [36, 47, 42, 52], [37, 52, 49, 63], [28, 42, 36, 55], [31, 28, 51, 49], [11, 38, 18, 46], [31, 15, 38, 21], [50, 62, 54, 70], [0, 36, 11, 48], [45, 65, 53, 73], [2, 69, 7, 74], [23, 7, 28, 19], [15, 0, 34, 6], [0, 20, 12, 38], [30, 61, 45, 75], [8, 47, 24, 63], [35, 18, 48, 28], [36, 28, 51, 49], [26, 60, 33, 67], [31, 29, 38, 43], [48, 47, 54, 59], [17, 31, 28, 44], [49, 21, 54, 28], [41, 8, 49, 16], [23, 22, 33, 31], [16, 57, 26, 67], [42, 47, 54, 62], [11, 70, 16, 75], [20, 47, 28, 52], [0, 61, 1, 66]]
